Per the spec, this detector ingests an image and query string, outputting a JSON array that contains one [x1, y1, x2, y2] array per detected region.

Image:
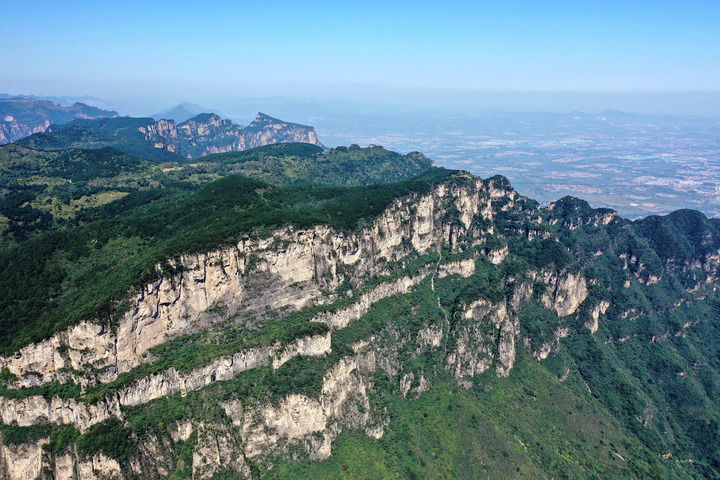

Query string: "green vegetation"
[[519, 302, 561, 349], [200, 143, 432, 186], [0, 139, 719, 479], [0, 142, 434, 242], [76, 418, 136, 463], [265, 359, 673, 479], [0, 424, 51, 446], [0, 165, 458, 354], [18, 117, 184, 162], [544, 202, 720, 477]]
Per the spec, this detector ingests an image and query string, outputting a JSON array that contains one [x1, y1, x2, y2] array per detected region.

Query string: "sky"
[[1, 0, 719, 115]]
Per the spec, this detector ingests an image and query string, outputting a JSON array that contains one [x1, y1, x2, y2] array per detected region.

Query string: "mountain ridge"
[[0, 153, 717, 478], [0, 98, 117, 145], [17, 112, 323, 161]]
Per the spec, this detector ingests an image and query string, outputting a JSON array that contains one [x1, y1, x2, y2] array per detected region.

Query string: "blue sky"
[[1, 1, 719, 113]]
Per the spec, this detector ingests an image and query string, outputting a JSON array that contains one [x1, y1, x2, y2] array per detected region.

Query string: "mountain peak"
[[252, 112, 282, 124], [182, 112, 221, 124]]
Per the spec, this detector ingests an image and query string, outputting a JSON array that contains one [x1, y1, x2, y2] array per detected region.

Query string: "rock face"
[[0, 178, 494, 389], [0, 438, 47, 480], [0, 172, 657, 479], [0, 97, 116, 144], [76, 454, 122, 480], [540, 270, 588, 317], [192, 426, 250, 479], [138, 112, 323, 159], [447, 300, 518, 380], [588, 300, 611, 334]]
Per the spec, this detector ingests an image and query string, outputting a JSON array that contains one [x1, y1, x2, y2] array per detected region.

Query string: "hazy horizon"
[[3, 91, 720, 124], [2, 1, 719, 219], [2, 1, 719, 117]]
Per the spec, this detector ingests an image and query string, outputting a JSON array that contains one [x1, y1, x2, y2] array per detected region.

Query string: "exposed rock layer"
[[139, 112, 323, 159], [0, 175, 652, 480]]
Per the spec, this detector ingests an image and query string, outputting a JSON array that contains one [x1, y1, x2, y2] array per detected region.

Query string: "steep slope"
[[238, 113, 322, 150], [18, 112, 323, 161], [0, 166, 717, 479], [0, 98, 117, 145]]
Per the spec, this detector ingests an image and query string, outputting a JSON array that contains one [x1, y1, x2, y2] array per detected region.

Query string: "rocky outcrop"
[[0, 438, 47, 480], [438, 258, 476, 278], [273, 332, 331, 369], [138, 112, 323, 159], [0, 333, 332, 431], [0, 118, 50, 145], [487, 245, 509, 265], [118, 345, 275, 407], [241, 113, 322, 150], [311, 273, 429, 330], [0, 395, 120, 432], [1, 178, 491, 389], [220, 354, 381, 466], [447, 300, 518, 380], [540, 270, 588, 317], [227, 395, 329, 460], [0, 173, 602, 478], [77, 454, 122, 480], [587, 300, 611, 334], [192, 425, 250, 479], [52, 452, 75, 480]]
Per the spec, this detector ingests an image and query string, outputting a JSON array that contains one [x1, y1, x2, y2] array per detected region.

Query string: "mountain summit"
[[250, 112, 296, 126]]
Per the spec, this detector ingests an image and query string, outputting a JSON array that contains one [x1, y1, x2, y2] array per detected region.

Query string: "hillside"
[[0, 143, 433, 246], [0, 145, 718, 479], [17, 112, 323, 161], [198, 143, 433, 186], [0, 98, 117, 145]]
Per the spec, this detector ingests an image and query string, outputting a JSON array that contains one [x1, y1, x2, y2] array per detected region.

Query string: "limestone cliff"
[[2, 169, 711, 480], [138, 112, 323, 159]]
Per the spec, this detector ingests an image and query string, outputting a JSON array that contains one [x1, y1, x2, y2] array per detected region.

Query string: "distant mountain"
[[151, 102, 211, 123], [17, 116, 182, 162], [0, 93, 112, 108], [0, 97, 117, 144], [19, 112, 324, 161], [140, 112, 323, 159]]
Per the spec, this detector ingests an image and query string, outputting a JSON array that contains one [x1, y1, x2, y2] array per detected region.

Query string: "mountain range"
[[0, 104, 718, 479], [0, 98, 117, 145], [17, 111, 322, 161]]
